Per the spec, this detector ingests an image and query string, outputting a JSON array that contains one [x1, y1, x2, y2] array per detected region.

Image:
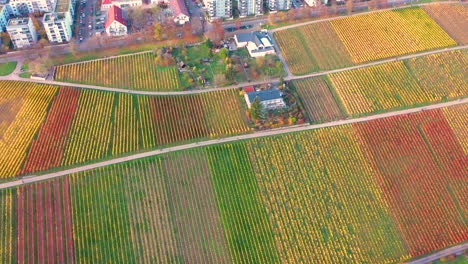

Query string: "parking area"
[[75, 0, 106, 42]]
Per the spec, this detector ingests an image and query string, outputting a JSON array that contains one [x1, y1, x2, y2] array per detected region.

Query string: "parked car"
[[226, 27, 235, 32]]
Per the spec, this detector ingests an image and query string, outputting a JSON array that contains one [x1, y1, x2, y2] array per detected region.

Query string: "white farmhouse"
[[170, 0, 189, 25], [234, 31, 276, 58], [105, 4, 127, 36]]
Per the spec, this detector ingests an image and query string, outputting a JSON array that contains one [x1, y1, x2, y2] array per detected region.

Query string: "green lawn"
[[0, 61, 17, 76], [19, 63, 31, 78]]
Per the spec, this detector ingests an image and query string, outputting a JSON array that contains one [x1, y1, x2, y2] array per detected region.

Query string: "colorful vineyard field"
[[423, 4, 468, 45], [0, 81, 57, 179], [353, 110, 467, 256], [293, 77, 346, 123], [328, 61, 431, 115], [0, 105, 466, 262], [54, 52, 182, 91], [330, 7, 456, 63], [274, 22, 352, 75], [275, 6, 458, 75], [0, 81, 250, 179], [405, 50, 468, 100], [0, 188, 15, 263], [16, 178, 74, 264], [294, 50, 468, 117]]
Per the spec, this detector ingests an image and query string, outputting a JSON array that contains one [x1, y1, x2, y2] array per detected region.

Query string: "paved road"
[[406, 242, 468, 264], [0, 97, 466, 189], [3, 45, 466, 95]]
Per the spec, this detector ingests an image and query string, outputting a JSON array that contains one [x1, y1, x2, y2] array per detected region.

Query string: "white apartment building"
[[43, 12, 73, 42], [267, 0, 290, 11], [0, 5, 12, 31], [6, 17, 37, 48], [43, 0, 73, 42], [304, 0, 323, 6], [204, 0, 232, 21], [101, 0, 142, 10], [239, 0, 262, 17], [9, 0, 56, 15]]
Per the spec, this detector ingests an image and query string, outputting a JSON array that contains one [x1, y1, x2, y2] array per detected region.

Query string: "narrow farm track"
[[3, 45, 466, 95], [0, 98, 465, 189]]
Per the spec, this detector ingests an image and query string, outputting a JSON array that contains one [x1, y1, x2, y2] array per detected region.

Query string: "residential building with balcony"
[[267, 0, 290, 11], [204, 0, 232, 21], [0, 5, 12, 31], [239, 0, 262, 17], [43, 0, 73, 43], [9, 0, 56, 15], [6, 17, 37, 48]]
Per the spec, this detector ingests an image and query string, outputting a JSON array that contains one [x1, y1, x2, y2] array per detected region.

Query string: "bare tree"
[[68, 38, 78, 56], [29, 15, 41, 31], [207, 19, 224, 43], [126, 7, 146, 31], [0, 32, 11, 52], [287, 8, 298, 21], [299, 7, 310, 19], [277, 11, 287, 22], [154, 22, 163, 41], [346, 0, 353, 14], [368, 0, 377, 10], [28, 50, 53, 76], [235, 18, 241, 30], [268, 13, 276, 25]]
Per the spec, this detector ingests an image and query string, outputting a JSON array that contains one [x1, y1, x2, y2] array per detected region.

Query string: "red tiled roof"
[[102, 0, 111, 5], [243, 86, 254, 92], [105, 5, 126, 28], [170, 0, 188, 17]]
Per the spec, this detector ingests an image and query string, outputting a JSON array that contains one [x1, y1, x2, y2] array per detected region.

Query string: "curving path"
[[2, 45, 467, 96], [0, 97, 466, 189]]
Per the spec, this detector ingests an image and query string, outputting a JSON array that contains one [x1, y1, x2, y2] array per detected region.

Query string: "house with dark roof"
[[244, 88, 286, 110], [170, 0, 189, 25], [234, 30, 276, 58], [105, 4, 127, 36]]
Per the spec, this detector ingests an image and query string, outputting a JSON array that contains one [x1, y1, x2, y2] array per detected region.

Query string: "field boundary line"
[[0, 98, 466, 189]]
